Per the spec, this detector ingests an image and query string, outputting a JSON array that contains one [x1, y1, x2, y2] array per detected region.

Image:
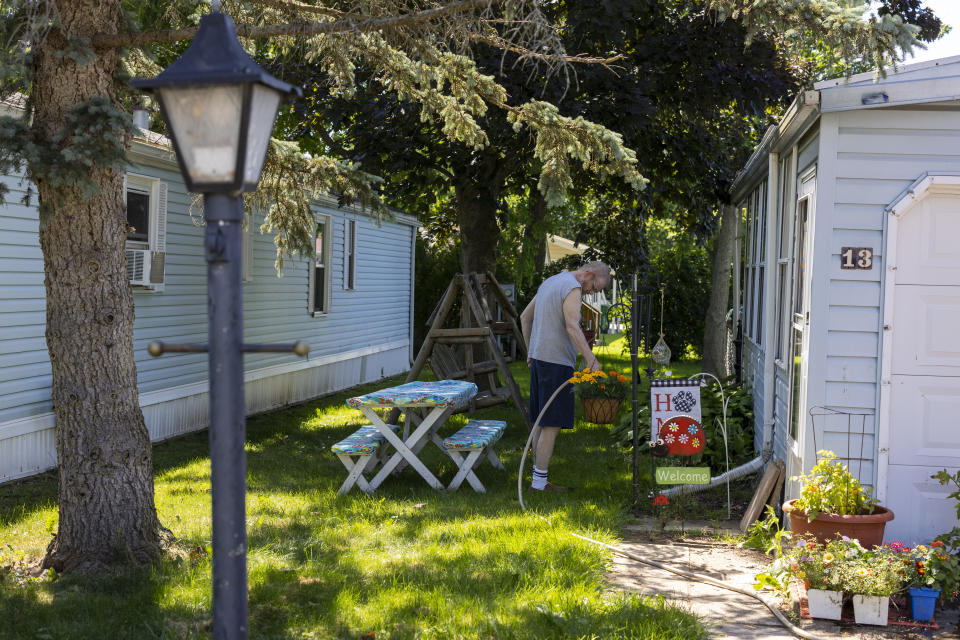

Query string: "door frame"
[[877, 174, 960, 504], [786, 168, 817, 479]]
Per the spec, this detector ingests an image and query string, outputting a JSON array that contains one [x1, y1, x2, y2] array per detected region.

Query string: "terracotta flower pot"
[[581, 396, 621, 424], [783, 499, 894, 548]]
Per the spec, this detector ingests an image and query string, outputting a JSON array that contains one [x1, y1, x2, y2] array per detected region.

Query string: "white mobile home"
[[0, 121, 417, 484], [733, 55, 960, 545]]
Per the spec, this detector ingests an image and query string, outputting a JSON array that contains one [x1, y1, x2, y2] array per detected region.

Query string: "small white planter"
[[852, 594, 889, 626], [806, 588, 844, 621]]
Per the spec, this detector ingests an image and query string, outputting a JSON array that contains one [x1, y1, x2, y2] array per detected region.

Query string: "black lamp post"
[[133, 11, 303, 640]]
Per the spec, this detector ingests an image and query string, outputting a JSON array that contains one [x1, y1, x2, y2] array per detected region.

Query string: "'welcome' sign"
[[655, 467, 710, 485]]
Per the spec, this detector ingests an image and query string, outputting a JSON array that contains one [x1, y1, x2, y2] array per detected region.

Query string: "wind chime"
[[651, 287, 671, 367]]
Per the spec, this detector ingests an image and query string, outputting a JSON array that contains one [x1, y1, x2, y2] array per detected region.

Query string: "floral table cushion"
[[442, 420, 507, 450], [347, 380, 478, 408], [330, 424, 400, 455]]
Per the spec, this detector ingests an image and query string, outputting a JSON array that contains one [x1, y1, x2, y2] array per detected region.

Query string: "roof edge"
[[814, 54, 960, 90], [730, 91, 820, 201]]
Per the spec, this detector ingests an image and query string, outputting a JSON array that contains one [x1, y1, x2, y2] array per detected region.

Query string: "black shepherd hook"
[[605, 273, 657, 507]]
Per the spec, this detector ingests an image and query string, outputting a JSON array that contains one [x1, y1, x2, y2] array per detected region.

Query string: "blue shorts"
[[529, 359, 575, 430]]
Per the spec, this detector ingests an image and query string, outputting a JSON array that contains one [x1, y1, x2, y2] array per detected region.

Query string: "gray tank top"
[[529, 271, 581, 366]]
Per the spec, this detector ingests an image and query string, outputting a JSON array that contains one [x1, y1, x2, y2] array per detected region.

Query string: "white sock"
[[531, 466, 548, 490]]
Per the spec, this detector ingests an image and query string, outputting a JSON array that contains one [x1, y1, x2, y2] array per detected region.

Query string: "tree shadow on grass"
[[0, 558, 210, 640]]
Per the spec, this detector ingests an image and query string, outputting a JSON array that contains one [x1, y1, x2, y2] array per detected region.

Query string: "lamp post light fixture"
[[133, 11, 303, 640]]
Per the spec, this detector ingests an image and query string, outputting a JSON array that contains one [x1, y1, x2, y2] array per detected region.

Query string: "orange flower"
[[609, 370, 618, 376], [618, 375, 628, 383], [600, 384, 606, 389]]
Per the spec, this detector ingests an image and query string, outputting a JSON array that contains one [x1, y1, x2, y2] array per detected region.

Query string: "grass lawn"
[[0, 338, 711, 639]]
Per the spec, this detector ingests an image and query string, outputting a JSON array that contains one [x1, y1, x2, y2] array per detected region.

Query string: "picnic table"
[[345, 380, 478, 491]]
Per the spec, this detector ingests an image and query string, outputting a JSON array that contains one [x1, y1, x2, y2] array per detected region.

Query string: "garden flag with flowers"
[[650, 379, 703, 456]]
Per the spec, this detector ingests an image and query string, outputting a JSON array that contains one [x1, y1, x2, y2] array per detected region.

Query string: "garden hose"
[[517, 379, 571, 511], [516, 379, 830, 640], [571, 533, 830, 640]]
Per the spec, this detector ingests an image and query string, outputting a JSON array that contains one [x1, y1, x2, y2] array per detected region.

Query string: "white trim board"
[[0, 340, 409, 441]]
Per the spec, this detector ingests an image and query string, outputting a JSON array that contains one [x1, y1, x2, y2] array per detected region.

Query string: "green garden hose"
[[515, 378, 829, 640]]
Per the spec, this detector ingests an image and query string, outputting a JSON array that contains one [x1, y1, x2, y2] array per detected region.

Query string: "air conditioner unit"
[[126, 249, 164, 288]]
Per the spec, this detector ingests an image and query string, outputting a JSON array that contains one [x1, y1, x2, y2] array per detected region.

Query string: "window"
[[788, 196, 810, 440], [775, 261, 789, 361], [126, 189, 150, 245], [310, 215, 331, 314], [755, 182, 766, 346], [241, 214, 255, 283], [793, 198, 809, 318], [756, 264, 764, 341], [743, 180, 767, 344], [124, 174, 167, 290], [344, 219, 356, 290]]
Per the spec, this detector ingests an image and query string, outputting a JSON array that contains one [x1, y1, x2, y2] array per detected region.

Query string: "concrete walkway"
[[607, 520, 960, 640]]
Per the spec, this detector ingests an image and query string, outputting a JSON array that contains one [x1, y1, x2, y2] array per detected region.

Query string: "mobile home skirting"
[[0, 340, 408, 484]]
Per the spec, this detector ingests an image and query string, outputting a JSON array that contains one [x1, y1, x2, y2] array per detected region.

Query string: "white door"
[[884, 188, 960, 545]]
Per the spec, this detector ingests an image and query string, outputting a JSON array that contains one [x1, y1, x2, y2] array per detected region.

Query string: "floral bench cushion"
[[347, 380, 478, 409], [330, 424, 400, 455], [441, 420, 507, 451]]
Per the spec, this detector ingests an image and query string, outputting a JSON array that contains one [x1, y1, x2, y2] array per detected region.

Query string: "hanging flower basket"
[[582, 396, 621, 424]]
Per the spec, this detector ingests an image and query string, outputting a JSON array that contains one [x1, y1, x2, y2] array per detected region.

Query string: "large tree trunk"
[[702, 204, 738, 378], [455, 152, 505, 275], [33, 0, 167, 573], [522, 187, 548, 275]]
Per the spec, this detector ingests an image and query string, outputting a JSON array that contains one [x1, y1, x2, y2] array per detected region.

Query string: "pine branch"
[[254, 0, 343, 18], [469, 32, 624, 68], [91, 0, 506, 49]]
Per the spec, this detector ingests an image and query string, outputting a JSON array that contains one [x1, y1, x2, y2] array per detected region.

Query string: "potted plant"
[[835, 542, 904, 626], [569, 368, 630, 424], [786, 537, 846, 620], [903, 540, 960, 621], [783, 451, 894, 548]]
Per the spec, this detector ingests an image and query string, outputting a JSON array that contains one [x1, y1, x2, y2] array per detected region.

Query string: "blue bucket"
[[909, 586, 940, 621]]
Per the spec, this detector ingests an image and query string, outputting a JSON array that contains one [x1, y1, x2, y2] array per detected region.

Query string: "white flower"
[[678, 434, 689, 444]]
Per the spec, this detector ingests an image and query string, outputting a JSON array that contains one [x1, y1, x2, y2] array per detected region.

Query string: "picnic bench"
[[332, 380, 507, 494]]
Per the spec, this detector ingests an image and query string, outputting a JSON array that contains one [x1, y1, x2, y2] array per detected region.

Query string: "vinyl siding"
[[0, 139, 415, 445], [0, 171, 49, 424], [810, 108, 960, 488]]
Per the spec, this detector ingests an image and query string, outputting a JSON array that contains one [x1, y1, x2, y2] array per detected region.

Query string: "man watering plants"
[[520, 261, 610, 492]]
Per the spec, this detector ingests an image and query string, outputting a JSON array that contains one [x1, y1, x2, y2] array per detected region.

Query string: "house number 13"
[[841, 247, 873, 270]]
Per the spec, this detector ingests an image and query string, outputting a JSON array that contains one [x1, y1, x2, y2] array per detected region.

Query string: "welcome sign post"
[[650, 379, 709, 492]]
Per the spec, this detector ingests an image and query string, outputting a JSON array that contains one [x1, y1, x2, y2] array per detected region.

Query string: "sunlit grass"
[[0, 342, 708, 639]]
